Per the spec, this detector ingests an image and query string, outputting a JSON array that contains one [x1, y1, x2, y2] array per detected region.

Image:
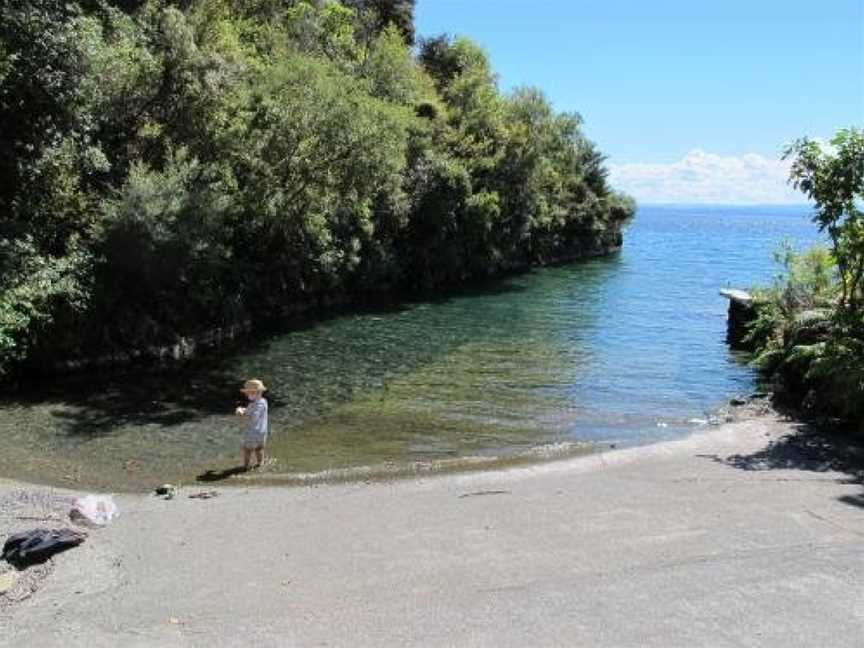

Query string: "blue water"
[[0, 205, 822, 490], [573, 204, 820, 427]]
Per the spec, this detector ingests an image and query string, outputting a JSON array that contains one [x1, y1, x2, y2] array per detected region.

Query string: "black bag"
[[2, 528, 87, 568]]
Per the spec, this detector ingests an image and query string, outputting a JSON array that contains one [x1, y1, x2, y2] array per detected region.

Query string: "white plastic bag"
[[70, 494, 119, 527]]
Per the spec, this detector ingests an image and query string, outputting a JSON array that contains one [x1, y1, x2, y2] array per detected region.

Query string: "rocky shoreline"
[[18, 242, 624, 382]]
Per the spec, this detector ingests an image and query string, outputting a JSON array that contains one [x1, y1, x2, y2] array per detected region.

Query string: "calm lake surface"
[[0, 205, 822, 491]]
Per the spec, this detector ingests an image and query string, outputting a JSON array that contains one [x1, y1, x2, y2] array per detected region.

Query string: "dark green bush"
[[0, 0, 634, 375], [747, 129, 864, 430]]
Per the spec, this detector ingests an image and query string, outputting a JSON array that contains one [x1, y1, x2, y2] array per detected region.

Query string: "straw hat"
[[240, 378, 267, 393]]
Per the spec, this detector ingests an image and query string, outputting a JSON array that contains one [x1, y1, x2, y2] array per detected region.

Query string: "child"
[[235, 379, 269, 470]]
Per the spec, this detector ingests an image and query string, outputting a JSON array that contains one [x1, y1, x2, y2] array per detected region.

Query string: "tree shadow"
[[837, 494, 864, 509], [0, 275, 538, 440], [698, 420, 864, 510], [0, 259, 609, 442], [1, 343, 285, 437]]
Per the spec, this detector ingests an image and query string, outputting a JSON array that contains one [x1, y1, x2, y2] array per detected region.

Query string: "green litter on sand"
[[155, 484, 177, 499]]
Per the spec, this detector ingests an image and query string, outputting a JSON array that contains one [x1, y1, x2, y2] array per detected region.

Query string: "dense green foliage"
[[747, 128, 864, 429], [0, 0, 633, 375]]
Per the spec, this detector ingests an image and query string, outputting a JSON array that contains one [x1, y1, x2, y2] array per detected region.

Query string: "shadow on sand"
[[196, 466, 249, 482], [698, 418, 864, 510]]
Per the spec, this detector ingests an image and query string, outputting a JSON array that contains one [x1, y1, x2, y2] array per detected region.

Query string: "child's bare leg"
[[253, 447, 264, 468], [242, 447, 252, 470]]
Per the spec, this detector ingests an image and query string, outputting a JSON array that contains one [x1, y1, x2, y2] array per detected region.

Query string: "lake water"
[[0, 205, 822, 491]]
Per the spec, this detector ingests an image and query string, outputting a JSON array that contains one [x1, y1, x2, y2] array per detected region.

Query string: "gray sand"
[[1, 410, 863, 647]]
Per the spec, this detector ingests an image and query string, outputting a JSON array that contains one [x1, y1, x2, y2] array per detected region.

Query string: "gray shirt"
[[245, 398, 268, 442]]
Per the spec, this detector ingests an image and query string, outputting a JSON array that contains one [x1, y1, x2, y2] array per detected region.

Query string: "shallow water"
[[0, 205, 821, 491]]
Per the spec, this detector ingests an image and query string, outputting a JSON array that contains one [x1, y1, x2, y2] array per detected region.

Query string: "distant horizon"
[[635, 202, 812, 208]]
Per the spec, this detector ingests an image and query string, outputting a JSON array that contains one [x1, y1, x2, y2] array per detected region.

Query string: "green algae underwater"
[[0, 206, 821, 491]]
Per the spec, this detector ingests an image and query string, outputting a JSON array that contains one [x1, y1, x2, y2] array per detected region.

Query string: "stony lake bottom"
[[0, 205, 821, 491]]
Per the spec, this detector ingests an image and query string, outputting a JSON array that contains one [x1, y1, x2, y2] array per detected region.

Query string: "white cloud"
[[608, 150, 805, 204]]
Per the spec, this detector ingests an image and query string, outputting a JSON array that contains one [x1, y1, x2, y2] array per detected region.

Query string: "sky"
[[413, 0, 864, 204]]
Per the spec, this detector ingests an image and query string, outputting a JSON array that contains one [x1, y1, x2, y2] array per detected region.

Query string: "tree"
[[744, 128, 864, 427], [785, 128, 864, 313], [0, 0, 633, 376], [344, 0, 415, 45], [227, 53, 413, 302]]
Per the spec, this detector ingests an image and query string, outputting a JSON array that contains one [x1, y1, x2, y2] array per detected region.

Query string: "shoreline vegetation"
[[0, 0, 633, 380], [742, 129, 864, 435], [43, 239, 622, 376]]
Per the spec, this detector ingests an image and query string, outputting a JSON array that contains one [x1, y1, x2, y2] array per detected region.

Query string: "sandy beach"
[[1, 405, 863, 647]]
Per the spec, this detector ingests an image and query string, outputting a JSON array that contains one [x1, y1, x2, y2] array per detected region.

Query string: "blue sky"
[[414, 0, 864, 203]]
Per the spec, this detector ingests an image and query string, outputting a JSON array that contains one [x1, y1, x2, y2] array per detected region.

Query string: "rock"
[[730, 397, 747, 406]]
